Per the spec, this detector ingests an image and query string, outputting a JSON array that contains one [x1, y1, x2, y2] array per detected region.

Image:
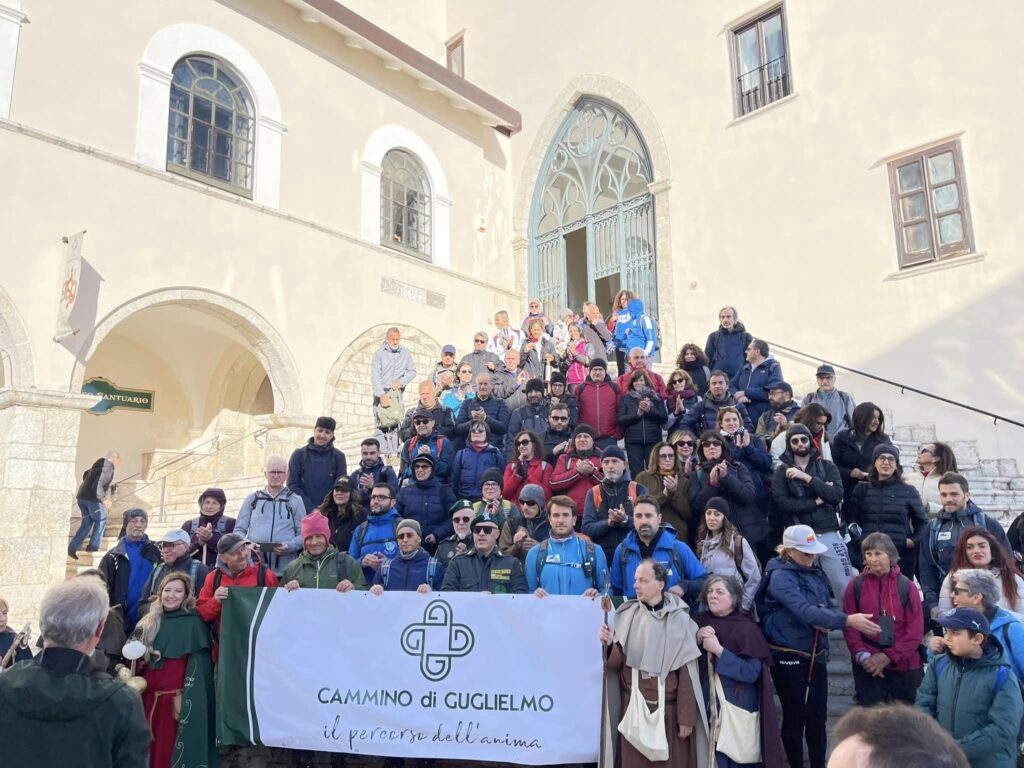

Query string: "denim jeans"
[[69, 499, 106, 552]]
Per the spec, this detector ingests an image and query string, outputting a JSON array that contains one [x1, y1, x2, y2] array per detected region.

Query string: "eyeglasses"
[[951, 586, 973, 596], [473, 527, 498, 535], [550, 416, 569, 422], [370, 494, 392, 501], [413, 418, 433, 425], [658, 453, 675, 460], [474, 339, 486, 344], [876, 456, 897, 464], [452, 516, 472, 523], [518, 499, 538, 506], [470, 427, 487, 433], [671, 380, 685, 386], [704, 439, 723, 447], [789, 437, 810, 445], [675, 440, 695, 447], [516, 439, 532, 446], [459, 368, 472, 374], [918, 447, 934, 455]]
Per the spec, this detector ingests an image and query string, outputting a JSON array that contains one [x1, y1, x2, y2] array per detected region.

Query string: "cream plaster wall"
[[448, 0, 1024, 460]]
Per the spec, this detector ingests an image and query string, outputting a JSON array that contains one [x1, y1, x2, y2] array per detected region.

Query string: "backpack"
[[729, 533, 759, 584], [620, 534, 689, 593], [335, 551, 360, 583], [403, 436, 447, 477], [377, 389, 404, 430], [77, 459, 106, 501], [379, 555, 441, 590], [356, 516, 401, 551], [535, 538, 599, 591], [212, 564, 268, 591], [931, 654, 1013, 697], [852, 573, 912, 611], [928, 512, 986, 578], [188, 515, 231, 536], [592, 481, 639, 514], [151, 560, 201, 596]]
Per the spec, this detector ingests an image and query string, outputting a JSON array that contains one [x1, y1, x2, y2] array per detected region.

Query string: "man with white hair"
[[235, 455, 306, 575], [0, 579, 150, 766], [371, 326, 417, 456]]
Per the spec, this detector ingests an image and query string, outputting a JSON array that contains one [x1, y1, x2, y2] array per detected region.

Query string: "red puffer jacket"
[[575, 380, 622, 440]]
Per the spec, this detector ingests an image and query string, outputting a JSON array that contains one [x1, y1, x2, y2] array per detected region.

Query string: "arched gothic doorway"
[[529, 97, 658, 321]]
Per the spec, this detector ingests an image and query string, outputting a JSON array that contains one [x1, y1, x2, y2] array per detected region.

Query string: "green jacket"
[[916, 642, 1023, 768], [441, 547, 528, 593], [282, 545, 368, 590], [0, 647, 150, 768]]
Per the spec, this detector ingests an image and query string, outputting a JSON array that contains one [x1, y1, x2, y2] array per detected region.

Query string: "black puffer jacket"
[[617, 390, 669, 445], [690, 460, 769, 544], [845, 477, 929, 547], [771, 447, 845, 533], [831, 429, 894, 500]]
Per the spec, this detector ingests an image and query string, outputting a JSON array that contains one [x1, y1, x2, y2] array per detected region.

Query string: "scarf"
[[613, 592, 700, 679], [693, 610, 786, 768]]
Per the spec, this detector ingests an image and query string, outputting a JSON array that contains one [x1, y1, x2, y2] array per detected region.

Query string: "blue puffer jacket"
[[348, 507, 401, 580], [729, 357, 784, 428], [989, 607, 1024, 684], [450, 444, 507, 500], [610, 525, 707, 599], [373, 548, 445, 592], [395, 476, 456, 542], [704, 322, 753, 379], [614, 298, 657, 356], [758, 557, 847, 659]]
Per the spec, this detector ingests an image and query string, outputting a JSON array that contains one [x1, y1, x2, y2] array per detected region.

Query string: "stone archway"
[[324, 324, 441, 436], [0, 283, 35, 390], [70, 287, 302, 416], [512, 75, 677, 352]]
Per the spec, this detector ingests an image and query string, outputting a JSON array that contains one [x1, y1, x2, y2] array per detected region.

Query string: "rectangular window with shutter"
[[887, 141, 975, 268]]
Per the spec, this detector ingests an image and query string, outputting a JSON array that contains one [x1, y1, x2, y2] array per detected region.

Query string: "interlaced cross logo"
[[400, 600, 474, 682], [61, 268, 78, 309]]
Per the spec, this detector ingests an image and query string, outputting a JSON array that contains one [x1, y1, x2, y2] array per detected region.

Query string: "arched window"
[[380, 149, 432, 260], [166, 55, 254, 197]]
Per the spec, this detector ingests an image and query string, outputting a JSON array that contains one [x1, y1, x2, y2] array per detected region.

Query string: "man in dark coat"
[[441, 511, 527, 593], [0, 578, 150, 767], [394, 455, 455, 551], [704, 306, 753, 378], [98, 508, 160, 633], [453, 373, 510, 452], [288, 416, 348, 513]]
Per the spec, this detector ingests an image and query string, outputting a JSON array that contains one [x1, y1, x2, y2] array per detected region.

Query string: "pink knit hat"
[[301, 511, 331, 543]]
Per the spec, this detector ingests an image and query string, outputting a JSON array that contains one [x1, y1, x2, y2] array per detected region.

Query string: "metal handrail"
[[765, 340, 1024, 429], [113, 427, 269, 522], [115, 431, 225, 485]]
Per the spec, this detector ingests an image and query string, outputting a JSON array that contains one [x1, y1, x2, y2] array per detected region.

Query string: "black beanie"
[[549, 371, 567, 387], [480, 468, 504, 490]]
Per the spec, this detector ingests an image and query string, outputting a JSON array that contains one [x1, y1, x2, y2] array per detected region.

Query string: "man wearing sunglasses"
[[441, 511, 527, 594], [459, 331, 501, 378], [395, 455, 455, 553], [369, 519, 445, 594], [398, 407, 454, 484], [772, 424, 849, 604], [436, 500, 476, 567], [541, 402, 575, 464]]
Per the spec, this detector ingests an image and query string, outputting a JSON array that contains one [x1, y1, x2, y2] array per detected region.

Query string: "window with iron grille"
[[166, 56, 254, 197], [380, 149, 432, 260], [887, 141, 975, 269], [732, 8, 790, 117]]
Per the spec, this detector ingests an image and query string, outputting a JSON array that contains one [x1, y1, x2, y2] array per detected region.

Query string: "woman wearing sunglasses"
[[904, 441, 958, 518], [499, 484, 551, 564], [502, 431, 553, 503], [636, 441, 693, 543], [670, 430, 700, 476]]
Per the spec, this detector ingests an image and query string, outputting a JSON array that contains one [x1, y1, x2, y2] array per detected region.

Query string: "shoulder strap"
[[356, 521, 370, 549], [732, 533, 747, 583], [257, 565, 267, 588], [336, 552, 352, 583], [592, 485, 603, 510], [188, 560, 200, 588], [933, 654, 949, 679], [427, 557, 440, 585], [535, 539, 550, 582], [586, 540, 599, 590], [217, 516, 230, 535], [151, 563, 166, 592], [996, 666, 1009, 694], [853, 574, 864, 608], [627, 481, 638, 502], [380, 558, 392, 589], [669, 543, 686, 584], [896, 574, 911, 609], [213, 569, 222, 591]]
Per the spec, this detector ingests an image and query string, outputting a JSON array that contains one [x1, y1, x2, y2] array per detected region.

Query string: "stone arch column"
[[324, 324, 441, 436], [512, 75, 677, 353], [0, 283, 35, 390], [69, 287, 303, 417]]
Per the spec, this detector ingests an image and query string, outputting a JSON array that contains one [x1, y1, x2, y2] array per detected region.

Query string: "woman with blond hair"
[[134, 572, 217, 768]]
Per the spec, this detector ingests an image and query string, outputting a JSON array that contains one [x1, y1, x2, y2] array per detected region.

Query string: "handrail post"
[[159, 476, 167, 524]]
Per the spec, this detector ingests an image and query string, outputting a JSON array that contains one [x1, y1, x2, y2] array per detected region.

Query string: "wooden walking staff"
[[601, 569, 612, 626], [0, 623, 30, 670], [805, 628, 822, 705]]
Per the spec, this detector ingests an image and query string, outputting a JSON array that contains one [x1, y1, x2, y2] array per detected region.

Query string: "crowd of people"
[[0, 297, 1019, 768]]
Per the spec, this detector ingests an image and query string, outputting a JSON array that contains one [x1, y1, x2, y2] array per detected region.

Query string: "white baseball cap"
[[782, 525, 827, 554]]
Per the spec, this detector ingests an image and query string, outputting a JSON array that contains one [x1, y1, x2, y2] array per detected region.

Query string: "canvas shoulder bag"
[[617, 667, 669, 762], [709, 655, 761, 764]]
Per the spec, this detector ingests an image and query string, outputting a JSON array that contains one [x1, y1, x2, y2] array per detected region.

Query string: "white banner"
[[219, 589, 605, 764], [55, 230, 85, 339]]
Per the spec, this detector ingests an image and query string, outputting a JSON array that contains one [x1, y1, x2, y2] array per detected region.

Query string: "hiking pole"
[[805, 628, 822, 706]]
